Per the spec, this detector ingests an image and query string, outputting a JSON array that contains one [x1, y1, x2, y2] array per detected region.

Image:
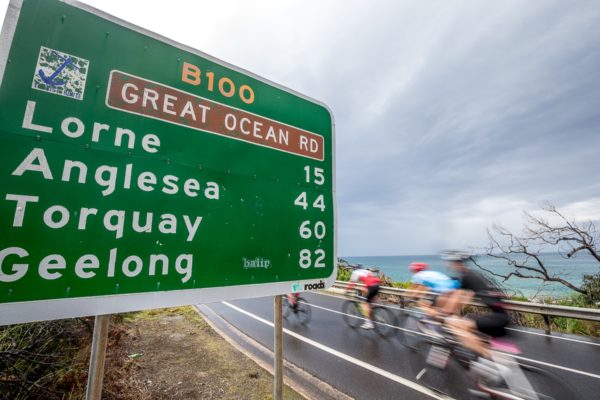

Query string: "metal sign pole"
[[86, 314, 111, 400], [274, 296, 283, 400]]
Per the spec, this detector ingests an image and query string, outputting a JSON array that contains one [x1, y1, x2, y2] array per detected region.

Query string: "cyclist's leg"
[[446, 315, 492, 358], [447, 312, 509, 358], [359, 285, 379, 329], [422, 291, 454, 320], [359, 286, 371, 318], [364, 284, 380, 319], [420, 293, 441, 318], [475, 311, 509, 339], [441, 289, 473, 315], [433, 291, 450, 310]]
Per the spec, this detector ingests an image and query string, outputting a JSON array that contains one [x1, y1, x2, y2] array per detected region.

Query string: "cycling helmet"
[[440, 250, 471, 262], [349, 268, 371, 282], [409, 262, 428, 273]]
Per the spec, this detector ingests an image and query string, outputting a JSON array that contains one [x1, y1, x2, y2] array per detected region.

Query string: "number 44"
[[294, 192, 325, 212]]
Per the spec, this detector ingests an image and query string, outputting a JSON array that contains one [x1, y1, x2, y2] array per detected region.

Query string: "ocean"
[[342, 253, 598, 299]]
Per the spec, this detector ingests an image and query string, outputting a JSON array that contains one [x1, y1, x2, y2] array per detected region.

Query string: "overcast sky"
[[2, 0, 599, 256]]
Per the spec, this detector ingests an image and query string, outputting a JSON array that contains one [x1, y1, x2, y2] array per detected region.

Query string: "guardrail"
[[331, 280, 600, 334]]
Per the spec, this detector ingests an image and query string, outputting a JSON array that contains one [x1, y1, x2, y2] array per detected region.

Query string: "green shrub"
[[391, 281, 411, 289], [0, 319, 90, 400], [336, 265, 352, 281], [582, 272, 600, 303]]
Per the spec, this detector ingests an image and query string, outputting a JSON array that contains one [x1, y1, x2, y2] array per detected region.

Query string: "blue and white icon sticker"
[[32, 46, 89, 100]]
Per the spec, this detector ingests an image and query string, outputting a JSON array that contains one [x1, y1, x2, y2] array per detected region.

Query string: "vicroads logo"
[[304, 280, 325, 290], [32, 46, 89, 100], [291, 281, 325, 292]]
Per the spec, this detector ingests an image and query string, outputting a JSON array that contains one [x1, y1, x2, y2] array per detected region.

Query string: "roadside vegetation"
[[0, 318, 90, 399], [1, 307, 303, 399]]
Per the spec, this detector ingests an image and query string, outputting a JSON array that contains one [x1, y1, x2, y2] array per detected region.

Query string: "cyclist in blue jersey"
[[410, 262, 460, 294], [409, 262, 459, 310]]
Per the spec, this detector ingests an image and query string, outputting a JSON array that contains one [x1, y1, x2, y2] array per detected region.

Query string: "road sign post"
[[85, 314, 110, 400], [0, 0, 336, 325], [274, 295, 283, 400]]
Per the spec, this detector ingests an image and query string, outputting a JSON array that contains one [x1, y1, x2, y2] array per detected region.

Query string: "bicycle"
[[282, 294, 312, 324], [341, 290, 396, 337], [396, 305, 432, 350], [405, 315, 582, 399]]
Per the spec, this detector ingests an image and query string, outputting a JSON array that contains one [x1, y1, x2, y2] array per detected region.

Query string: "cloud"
[[2, 0, 598, 256]]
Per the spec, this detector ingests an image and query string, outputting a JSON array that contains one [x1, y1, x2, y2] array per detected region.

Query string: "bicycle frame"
[[415, 320, 567, 400]]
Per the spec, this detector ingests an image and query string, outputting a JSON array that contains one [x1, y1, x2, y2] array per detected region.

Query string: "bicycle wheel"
[[372, 306, 396, 337], [296, 298, 312, 324], [282, 296, 291, 319], [513, 362, 582, 400], [397, 310, 424, 350], [342, 300, 364, 328], [411, 341, 450, 395], [410, 341, 475, 398]]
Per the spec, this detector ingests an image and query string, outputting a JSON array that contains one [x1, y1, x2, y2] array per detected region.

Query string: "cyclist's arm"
[[406, 283, 427, 301], [441, 289, 474, 315]]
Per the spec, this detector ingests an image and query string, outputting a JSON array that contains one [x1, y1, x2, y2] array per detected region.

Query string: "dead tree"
[[473, 204, 599, 297]]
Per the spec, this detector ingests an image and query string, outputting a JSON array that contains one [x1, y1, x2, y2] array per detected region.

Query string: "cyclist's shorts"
[[366, 284, 380, 302], [475, 311, 509, 337]]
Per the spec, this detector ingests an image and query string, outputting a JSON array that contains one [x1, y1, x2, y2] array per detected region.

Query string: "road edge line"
[[221, 301, 450, 399], [194, 304, 354, 400]]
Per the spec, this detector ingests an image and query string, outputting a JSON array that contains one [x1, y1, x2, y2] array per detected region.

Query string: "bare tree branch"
[[475, 204, 599, 297]]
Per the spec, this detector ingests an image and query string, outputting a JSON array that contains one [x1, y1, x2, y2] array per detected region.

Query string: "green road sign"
[[0, 0, 335, 325]]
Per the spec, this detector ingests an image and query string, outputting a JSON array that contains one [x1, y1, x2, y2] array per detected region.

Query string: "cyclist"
[[409, 261, 460, 308], [347, 268, 381, 329], [286, 293, 300, 312], [440, 251, 509, 362], [408, 262, 460, 335]]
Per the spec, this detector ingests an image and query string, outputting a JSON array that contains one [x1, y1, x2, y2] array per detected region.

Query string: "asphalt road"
[[202, 292, 600, 399]]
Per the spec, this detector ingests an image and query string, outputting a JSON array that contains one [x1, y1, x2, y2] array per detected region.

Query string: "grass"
[[103, 306, 305, 400], [1, 307, 305, 399]]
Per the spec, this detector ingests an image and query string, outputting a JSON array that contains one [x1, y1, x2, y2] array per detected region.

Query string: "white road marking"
[[505, 327, 600, 347], [511, 355, 600, 380], [221, 301, 450, 400], [307, 295, 600, 380], [308, 301, 430, 337]]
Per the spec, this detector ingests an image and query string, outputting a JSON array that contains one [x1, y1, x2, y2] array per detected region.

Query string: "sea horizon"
[[341, 253, 598, 299]]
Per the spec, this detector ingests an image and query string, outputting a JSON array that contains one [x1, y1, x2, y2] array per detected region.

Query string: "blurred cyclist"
[[286, 293, 300, 311], [409, 262, 460, 310], [440, 251, 509, 361], [347, 268, 381, 329]]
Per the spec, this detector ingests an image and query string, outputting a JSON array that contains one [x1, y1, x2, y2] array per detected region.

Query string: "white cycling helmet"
[[440, 250, 471, 262]]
